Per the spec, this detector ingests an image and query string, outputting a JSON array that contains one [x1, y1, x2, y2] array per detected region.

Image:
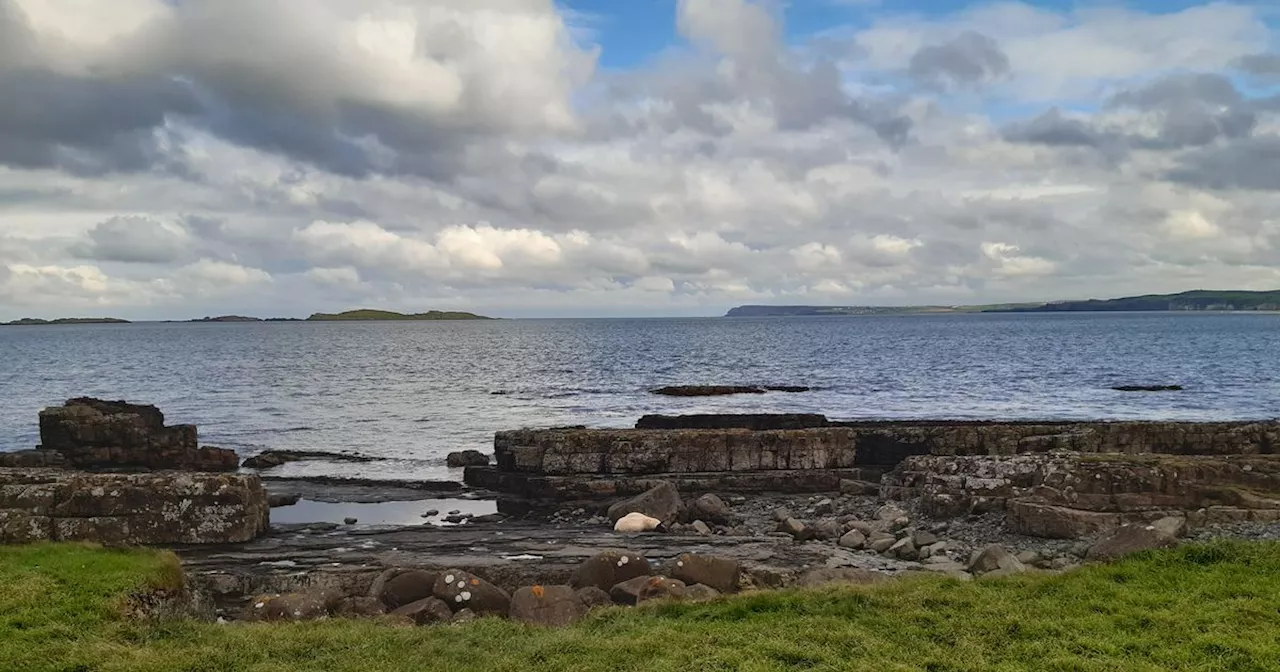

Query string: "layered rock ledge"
[[881, 453, 1280, 537], [36, 398, 237, 472], [0, 468, 269, 545]]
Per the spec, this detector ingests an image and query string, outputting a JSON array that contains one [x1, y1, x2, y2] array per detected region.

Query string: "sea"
[[2, 312, 1277, 481]]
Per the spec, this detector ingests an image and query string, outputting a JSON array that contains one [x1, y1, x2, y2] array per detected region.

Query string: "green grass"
[[4, 542, 1280, 671]]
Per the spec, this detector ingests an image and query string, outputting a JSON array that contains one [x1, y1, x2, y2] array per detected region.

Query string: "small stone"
[[867, 530, 896, 544], [875, 504, 908, 521], [575, 586, 613, 610], [810, 519, 842, 541], [846, 520, 874, 535], [343, 517, 358, 525], [690, 520, 712, 535], [778, 517, 807, 540], [691, 494, 731, 524], [890, 516, 911, 531], [889, 537, 918, 561], [423, 509, 439, 517], [448, 510, 461, 515], [814, 498, 834, 515], [446, 450, 489, 468], [772, 508, 793, 522], [450, 608, 477, 624], [1151, 516, 1187, 539], [869, 537, 896, 553], [1015, 551, 1041, 567], [911, 530, 939, 547], [837, 529, 866, 550]]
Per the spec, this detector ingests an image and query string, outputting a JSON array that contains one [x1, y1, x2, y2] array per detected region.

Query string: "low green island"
[[727, 289, 1280, 317], [1, 317, 131, 326], [3, 541, 1278, 671], [306, 309, 492, 321]]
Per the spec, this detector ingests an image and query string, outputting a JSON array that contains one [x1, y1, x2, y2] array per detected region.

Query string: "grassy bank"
[[3, 542, 1279, 671]]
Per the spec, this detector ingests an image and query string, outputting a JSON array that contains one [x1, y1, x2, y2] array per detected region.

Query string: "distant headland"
[[2, 309, 492, 326], [727, 289, 1280, 317]]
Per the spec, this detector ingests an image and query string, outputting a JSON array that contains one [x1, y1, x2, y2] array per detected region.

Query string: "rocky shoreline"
[[3, 398, 1280, 628]]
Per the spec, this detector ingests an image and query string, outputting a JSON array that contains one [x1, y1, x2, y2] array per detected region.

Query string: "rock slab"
[[38, 398, 237, 472], [0, 468, 269, 545]]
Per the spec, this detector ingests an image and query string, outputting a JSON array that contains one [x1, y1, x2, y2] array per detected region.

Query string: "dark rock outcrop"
[[1112, 385, 1184, 392], [0, 468, 269, 545], [38, 398, 236, 472], [242, 450, 373, 470], [649, 385, 810, 397], [0, 449, 68, 468], [446, 450, 489, 468], [636, 413, 830, 430]]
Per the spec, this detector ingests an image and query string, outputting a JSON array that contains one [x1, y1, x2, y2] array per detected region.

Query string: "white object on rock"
[[614, 512, 662, 533]]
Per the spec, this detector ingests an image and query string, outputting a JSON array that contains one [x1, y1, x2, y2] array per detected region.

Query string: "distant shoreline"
[[1, 309, 493, 326], [726, 289, 1280, 317]]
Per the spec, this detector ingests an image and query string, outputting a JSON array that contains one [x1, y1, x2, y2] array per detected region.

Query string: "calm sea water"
[[1, 313, 1277, 480]]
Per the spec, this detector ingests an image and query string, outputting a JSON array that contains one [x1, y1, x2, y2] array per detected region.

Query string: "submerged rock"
[[242, 450, 373, 470], [446, 450, 490, 468]]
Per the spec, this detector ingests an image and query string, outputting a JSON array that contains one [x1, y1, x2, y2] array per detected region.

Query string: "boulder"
[[614, 512, 662, 533], [691, 494, 731, 524], [684, 584, 722, 601], [795, 568, 889, 588], [967, 545, 1025, 575], [837, 529, 866, 550], [610, 576, 686, 605], [666, 553, 740, 593], [888, 538, 918, 561], [38, 398, 237, 472], [810, 519, 842, 541], [874, 504, 908, 522], [911, 530, 939, 547], [570, 550, 652, 592], [446, 450, 489, 468], [575, 586, 614, 610], [607, 482, 686, 525], [432, 570, 511, 616], [242, 589, 343, 622], [371, 569, 439, 610], [778, 517, 808, 539], [1086, 524, 1179, 561], [868, 536, 896, 553], [391, 597, 454, 625], [335, 596, 386, 618], [509, 585, 587, 627]]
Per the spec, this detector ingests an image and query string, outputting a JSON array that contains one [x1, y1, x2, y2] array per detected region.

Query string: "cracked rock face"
[[37, 398, 237, 472], [0, 468, 269, 545]]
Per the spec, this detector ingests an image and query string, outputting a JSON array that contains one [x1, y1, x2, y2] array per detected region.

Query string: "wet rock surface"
[[447, 451, 490, 468], [242, 450, 374, 470]]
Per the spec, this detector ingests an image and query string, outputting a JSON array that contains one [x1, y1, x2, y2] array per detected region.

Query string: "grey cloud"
[[1235, 53, 1280, 80], [1001, 109, 1105, 147], [909, 31, 1010, 89], [1166, 138, 1280, 191], [71, 216, 189, 263], [1107, 73, 1255, 148]]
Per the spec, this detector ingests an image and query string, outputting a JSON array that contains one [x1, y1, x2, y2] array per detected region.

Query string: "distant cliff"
[[306, 309, 492, 321], [727, 290, 1280, 317]]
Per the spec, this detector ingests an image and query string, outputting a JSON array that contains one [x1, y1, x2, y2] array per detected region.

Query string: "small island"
[[2, 317, 131, 326], [306, 309, 492, 321], [727, 289, 1280, 317], [188, 316, 264, 323]]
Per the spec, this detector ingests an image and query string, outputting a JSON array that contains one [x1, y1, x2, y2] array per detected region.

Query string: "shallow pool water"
[[270, 498, 497, 526]]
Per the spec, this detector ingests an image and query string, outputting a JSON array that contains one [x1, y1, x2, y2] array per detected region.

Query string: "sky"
[[0, 0, 1278, 319]]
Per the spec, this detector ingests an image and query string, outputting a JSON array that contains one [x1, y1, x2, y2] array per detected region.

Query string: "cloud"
[[2, 0, 1280, 319], [71, 215, 190, 263], [1236, 52, 1280, 80], [909, 31, 1010, 89]]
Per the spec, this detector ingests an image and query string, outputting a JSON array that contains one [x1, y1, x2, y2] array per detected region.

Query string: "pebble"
[[343, 517, 357, 525]]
